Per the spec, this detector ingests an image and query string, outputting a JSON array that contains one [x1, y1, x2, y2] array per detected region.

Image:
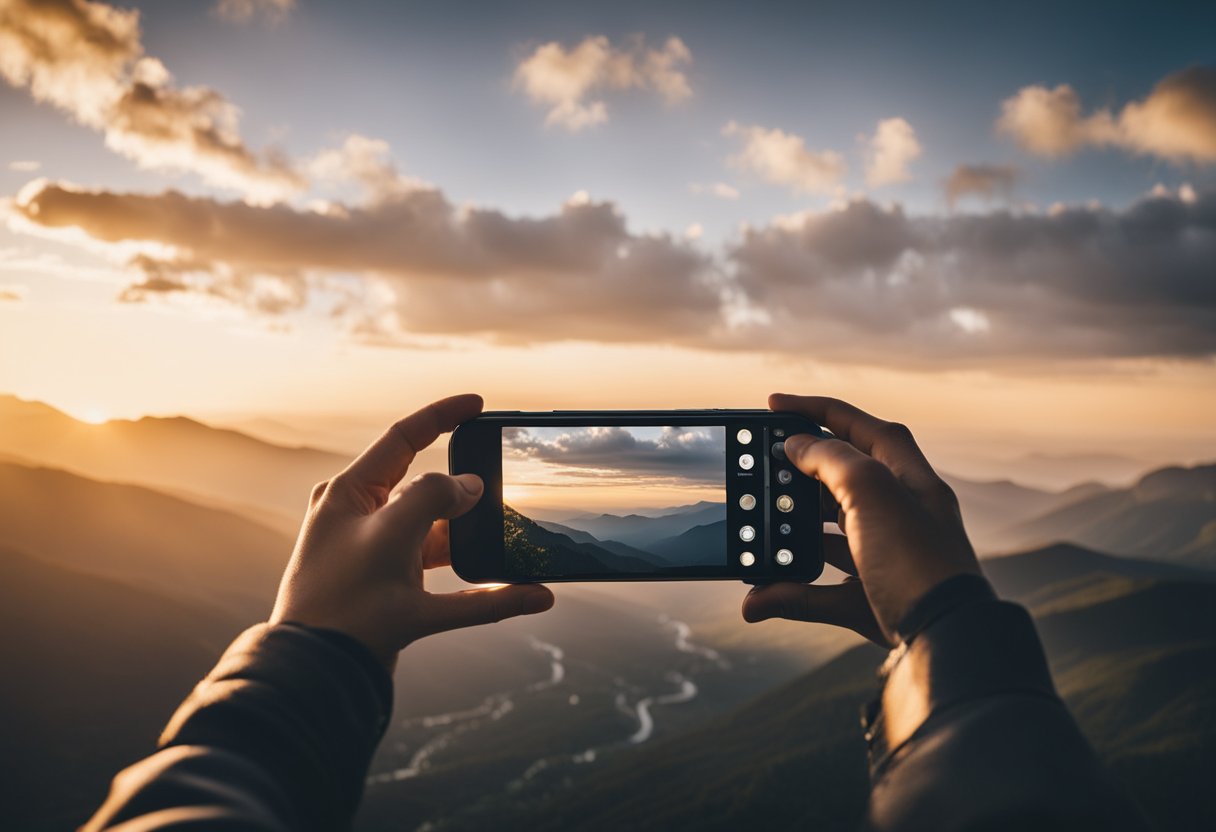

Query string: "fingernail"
[[521, 585, 554, 611], [456, 474, 483, 495]]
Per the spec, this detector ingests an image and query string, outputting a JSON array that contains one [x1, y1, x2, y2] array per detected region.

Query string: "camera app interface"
[[502, 425, 727, 577]]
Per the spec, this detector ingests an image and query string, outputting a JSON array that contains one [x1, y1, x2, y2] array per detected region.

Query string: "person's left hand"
[[269, 394, 555, 669]]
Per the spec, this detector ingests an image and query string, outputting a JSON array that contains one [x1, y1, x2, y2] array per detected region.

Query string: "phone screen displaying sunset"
[[502, 426, 727, 576]]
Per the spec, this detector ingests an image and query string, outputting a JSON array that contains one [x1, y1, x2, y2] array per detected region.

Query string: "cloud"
[[214, 0, 295, 24], [864, 117, 922, 187], [724, 122, 846, 195], [7, 160, 41, 172], [689, 181, 741, 200], [0, 284, 25, 302], [514, 35, 692, 131], [944, 164, 1019, 207], [504, 425, 725, 483], [0, 0, 303, 200], [308, 134, 428, 202], [12, 179, 723, 343], [997, 66, 1216, 164], [10, 177, 1216, 366], [730, 190, 1216, 363]]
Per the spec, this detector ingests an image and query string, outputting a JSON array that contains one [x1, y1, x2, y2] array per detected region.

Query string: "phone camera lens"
[[779, 523, 791, 535], [776, 495, 794, 513], [739, 453, 755, 470], [739, 551, 756, 567], [777, 469, 793, 484], [736, 428, 752, 445], [772, 441, 786, 460], [776, 548, 793, 566], [739, 525, 756, 542], [739, 493, 756, 510]]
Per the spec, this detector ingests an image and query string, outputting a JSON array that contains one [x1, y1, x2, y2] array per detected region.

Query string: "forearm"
[[84, 623, 392, 831], [861, 576, 1149, 831]]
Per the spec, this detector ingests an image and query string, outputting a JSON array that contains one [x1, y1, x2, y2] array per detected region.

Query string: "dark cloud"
[[730, 188, 1216, 362], [13, 181, 722, 343], [944, 164, 1019, 208], [11, 178, 1216, 366], [503, 426, 725, 483]]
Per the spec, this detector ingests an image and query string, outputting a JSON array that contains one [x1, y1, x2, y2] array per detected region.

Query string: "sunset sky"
[[1, 0, 1214, 478], [502, 425, 726, 511]]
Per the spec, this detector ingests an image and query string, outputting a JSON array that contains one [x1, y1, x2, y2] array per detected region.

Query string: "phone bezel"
[[449, 410, 825, 584]]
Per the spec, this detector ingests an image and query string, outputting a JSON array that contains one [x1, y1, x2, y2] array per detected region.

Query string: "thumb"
[[742, 580, 891, 646], [417, 584, 555, 637], [374, 471, 483, 547]]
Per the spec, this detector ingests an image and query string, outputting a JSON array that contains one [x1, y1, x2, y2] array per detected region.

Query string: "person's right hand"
[[743, 394, 981, 646]]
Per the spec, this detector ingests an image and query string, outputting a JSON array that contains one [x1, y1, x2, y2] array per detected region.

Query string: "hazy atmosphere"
[[1, 1, 1213, 830]]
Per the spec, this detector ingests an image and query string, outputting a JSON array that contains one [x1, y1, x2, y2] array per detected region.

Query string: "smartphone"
[[448, 410, 825, 583]]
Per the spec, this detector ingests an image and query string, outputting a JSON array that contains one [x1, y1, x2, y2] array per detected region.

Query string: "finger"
[[742, 580, 889, 646], [769, 394, 935, 484], [374, 472, 483, 548], [418, 584, 555, 637], [823, 532, 856, 576], [820, 483, 841, 525], [337, 394, 483, 506], [781, 433, 901, 521], [421, 520, 451, 569]]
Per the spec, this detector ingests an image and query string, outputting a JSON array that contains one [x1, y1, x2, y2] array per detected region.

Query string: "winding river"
[[369, 617, 722, 788]]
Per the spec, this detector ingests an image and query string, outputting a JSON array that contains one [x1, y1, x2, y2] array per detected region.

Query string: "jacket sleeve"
[[860, 575, 1150, 831], [82, 623, 392, 832]]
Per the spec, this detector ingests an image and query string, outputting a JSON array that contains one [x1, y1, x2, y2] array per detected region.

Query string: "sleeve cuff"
[[863, 581, 1059, 774]]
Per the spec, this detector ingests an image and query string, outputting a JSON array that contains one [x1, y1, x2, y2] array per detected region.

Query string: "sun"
[[76, 407, 110, 425]]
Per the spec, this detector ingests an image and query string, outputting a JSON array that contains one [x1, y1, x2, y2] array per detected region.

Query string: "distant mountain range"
[[0, 395, 347, 522], [1000, 464, 1216, 568], [520, 502, 727, 574], [550, 502, 728, 551]]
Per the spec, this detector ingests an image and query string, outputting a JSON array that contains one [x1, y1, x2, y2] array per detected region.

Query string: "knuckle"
[[411, 471, 453, 493], [880, 421, 916, 444], [928, 477, 962, 513], [309, 479, 332, 506]]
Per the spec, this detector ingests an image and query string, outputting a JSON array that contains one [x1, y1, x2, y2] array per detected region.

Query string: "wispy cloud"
[[0, 0, 303, 201], [689, 181, 741, 200], [723, 121, 846, 195], [998, 66, 1216, 164], [944, 164, 1019, 208], [514, 35, 692, 131], [7, 160, 41, 172], [213, 0, 296, 25]]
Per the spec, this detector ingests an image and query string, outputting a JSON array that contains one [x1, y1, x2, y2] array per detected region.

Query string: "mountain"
[[558, 503, 727, 550], [0, 460, 291, 619], [506, 505, 668, 575], [1002, 463, 1216, 567], [650, 520, 727, 567], [0, 394, 348, 519], [420, 548, 1216, 832], [942, 473, 1108, 553], [535, 519, 665, 562], [0, 546, 244, 831]]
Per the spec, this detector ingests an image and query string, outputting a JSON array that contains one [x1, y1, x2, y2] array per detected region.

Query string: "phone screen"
[[501, 425, 728, 577]]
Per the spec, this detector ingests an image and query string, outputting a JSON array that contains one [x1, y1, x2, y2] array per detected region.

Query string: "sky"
[[0, 0, 1214, 479], [502, 425, 726, 511]]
